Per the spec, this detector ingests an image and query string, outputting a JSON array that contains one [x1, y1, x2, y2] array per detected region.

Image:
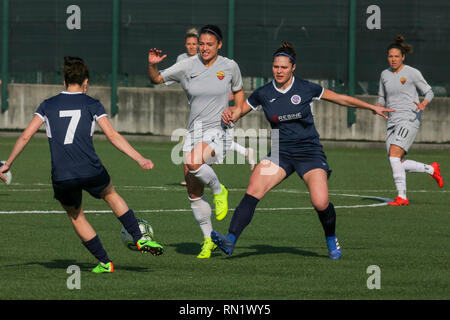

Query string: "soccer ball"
[[121, 218, 154, 251]]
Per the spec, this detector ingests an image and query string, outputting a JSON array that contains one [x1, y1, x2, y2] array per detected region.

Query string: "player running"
[[0, 56, 163, 273], [376, 35, 443, 206], [211, 42, 393, 259], [148, 25, 244, 258]]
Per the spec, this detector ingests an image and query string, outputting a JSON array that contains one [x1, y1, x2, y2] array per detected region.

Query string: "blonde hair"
[[185, 28, 199, 39]]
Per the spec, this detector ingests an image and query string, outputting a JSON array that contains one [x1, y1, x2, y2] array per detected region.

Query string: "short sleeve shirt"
[[161, 54, 243, 134], [247, 77, 324, 157], [35, 92, 107, 181]]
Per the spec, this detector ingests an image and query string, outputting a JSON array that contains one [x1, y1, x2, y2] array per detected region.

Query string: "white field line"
[[0, 184, 447, 215]]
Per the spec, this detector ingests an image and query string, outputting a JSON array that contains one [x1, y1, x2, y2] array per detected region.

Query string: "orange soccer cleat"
[[430, 162, 444, 188], [388, 197, 410, 206]]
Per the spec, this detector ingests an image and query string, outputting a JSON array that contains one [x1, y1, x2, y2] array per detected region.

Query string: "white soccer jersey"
[[161, 54, 243, 134], [378, 65, 433, 124]]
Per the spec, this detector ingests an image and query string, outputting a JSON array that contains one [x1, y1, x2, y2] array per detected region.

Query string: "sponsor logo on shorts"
[[217, 71, 225, 80], [291, 95, 301, 104]]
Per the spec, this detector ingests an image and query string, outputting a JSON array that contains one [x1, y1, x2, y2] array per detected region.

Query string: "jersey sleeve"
[[160, 59, 189, 84], [246, 88, 263, 111], [89, 101, 108, 121], [230, 61, 243, 92], [34, 101, 46, 121], [413, 69, 433, 97], [309, 81, 324, 100]]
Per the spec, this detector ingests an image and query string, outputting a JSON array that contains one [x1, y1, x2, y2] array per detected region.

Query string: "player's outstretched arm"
[[321, 89, 395, 119], [97, 117, 154, 170], [148, 48, 167, 84], [0, 115, 43, 183]]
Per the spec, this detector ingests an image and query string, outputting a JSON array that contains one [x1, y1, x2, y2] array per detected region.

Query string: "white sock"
[[389, 157, 407, 199], [189, 164, 222, 194], [230, 141, 247, 156], [402, 159, 434, 174], [189, 196, 213, 239]]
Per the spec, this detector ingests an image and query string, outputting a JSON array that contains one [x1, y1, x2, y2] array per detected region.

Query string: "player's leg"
[[388, 144, 409, 205], [303, 168, 341, 259], [53, 178, 113, 272], [402, 159, 443, 188], [211, 159, 287, 255], [97, 179, 163, 256], [64, 204, 113, 273], [185, 142, 228, 220], [184, 164, 216, 258]]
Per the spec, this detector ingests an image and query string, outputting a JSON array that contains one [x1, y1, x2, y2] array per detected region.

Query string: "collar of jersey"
[[61, 91, 83, 94], [272, 77, 295, 94]]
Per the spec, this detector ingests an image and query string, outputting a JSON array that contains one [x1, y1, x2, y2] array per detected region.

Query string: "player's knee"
[[312, 199, 329, 212]]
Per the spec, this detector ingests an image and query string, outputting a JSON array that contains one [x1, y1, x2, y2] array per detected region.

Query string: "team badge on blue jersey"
[[291, 95, 301, 105]]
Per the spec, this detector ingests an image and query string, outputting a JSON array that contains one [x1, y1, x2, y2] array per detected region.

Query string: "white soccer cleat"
[[0, 161, 12, 185]]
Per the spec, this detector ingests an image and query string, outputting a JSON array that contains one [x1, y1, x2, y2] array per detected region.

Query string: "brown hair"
[[273, 41, 296, 64], [387, 35, 413, 56], [64, 56, 89, 86]]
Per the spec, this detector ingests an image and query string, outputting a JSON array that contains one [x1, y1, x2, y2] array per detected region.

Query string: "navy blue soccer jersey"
[[247, 77, 324, 157], [35, 92, 107, 181]]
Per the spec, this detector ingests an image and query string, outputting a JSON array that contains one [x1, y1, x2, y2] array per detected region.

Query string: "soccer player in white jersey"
[[376, 36, 443, 206], [148, 25, 245, 258], [0, 57, 163, 273], [172, 29, 255, 188]]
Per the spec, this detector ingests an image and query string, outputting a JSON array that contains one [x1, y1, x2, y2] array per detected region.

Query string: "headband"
[[274, 52, 296, 63], [203, 28, 222, 41]]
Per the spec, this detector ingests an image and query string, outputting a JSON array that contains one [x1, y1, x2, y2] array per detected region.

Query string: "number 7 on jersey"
[[60, 110, 81, 144]]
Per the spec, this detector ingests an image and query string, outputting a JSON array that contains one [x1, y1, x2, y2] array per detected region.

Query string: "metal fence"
[[2, 0, 450, 116]]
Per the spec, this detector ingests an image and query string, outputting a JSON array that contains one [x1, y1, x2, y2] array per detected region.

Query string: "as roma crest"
[[400, 77, 406, 85], [217, 71, 225, 80]]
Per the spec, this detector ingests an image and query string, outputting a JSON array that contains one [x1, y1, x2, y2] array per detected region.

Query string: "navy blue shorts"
[[265, 152, 331, 180], [52, 167, 111, 209]]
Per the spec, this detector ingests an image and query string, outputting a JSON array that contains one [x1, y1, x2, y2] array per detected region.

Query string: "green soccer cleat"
[[197, 237, 217, 259], [136, 238, 164, 256], [213, 184, 228, 221], [92, 261, 114, 274]]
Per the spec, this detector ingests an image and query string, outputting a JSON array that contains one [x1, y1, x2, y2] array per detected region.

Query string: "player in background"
[[211, 42, 394, 259], [0, 56, 163, 273], [148, 25, 244, 258], [377, 36, 443, 206]]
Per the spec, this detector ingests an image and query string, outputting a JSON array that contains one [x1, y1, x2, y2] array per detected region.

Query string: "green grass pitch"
[[0, 136, 448, 300]]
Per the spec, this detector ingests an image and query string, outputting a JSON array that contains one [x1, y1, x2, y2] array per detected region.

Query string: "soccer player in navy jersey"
[[211, 42, 394, 259], [0, 57, 163, 273]]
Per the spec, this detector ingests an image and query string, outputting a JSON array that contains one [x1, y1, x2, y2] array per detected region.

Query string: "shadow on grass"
[[170, 242, 326, 259], [3, 259, 151, 272]]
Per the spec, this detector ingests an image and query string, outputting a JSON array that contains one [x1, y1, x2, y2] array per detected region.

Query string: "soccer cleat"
[[92, 261, 114, 274], [246, 148, 256, 171], [388, 197, 409, 206], [136, 238, 164, 256], [211, 230, 235, 256], [0, 161, 12, 185], [326, 236, 342, 260], [430, 162, 443, 188], [197, 237, 217, 259], [213, 184, 228, 221]]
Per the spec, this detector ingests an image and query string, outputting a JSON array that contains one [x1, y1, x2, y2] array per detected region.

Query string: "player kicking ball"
[[0, 56, 163, 273]]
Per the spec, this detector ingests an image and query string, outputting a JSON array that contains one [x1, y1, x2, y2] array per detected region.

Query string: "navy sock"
[[118, 209, 142, 243], [228, 193, 260, 241], [82, 235, 111, 264], [316, 203, 336, 237]]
